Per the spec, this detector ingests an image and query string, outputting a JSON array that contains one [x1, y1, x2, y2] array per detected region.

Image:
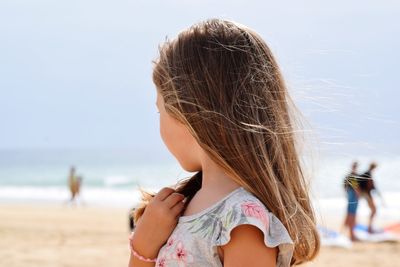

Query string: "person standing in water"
[[343, 161, 361, 241], [68, 166, 77, 202], [67, 166, 82, 204]]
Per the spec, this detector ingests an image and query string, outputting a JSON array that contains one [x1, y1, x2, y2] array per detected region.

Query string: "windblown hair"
[[135, 19, 319, 265]]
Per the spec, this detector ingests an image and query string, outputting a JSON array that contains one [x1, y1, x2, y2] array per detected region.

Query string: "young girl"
[[129, 19, 320, 267]]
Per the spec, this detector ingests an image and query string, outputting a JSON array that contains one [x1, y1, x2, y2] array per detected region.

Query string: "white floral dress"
[[155, 187, 294, 267]]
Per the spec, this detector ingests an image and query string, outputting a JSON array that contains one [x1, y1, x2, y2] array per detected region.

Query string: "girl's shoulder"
[[173, 187, 294, 267], [215, 187, 294, 267], [179, 186, 264, 224], [221, 186, 267, 212]]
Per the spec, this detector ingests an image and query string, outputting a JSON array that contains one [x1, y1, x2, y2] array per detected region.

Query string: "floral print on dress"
[[241, 201, 269, 227], [156, 249, 169, 267], [186, 201, 226, 238], [156, 257, 166, 267], [155, 187, 294, 267], [171, 241, 194, 267], [166, 235, 175, 248]]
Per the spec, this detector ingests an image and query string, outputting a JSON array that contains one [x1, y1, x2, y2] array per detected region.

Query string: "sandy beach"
[[0, 203, 398, 267], [0, 204, 130, 267]]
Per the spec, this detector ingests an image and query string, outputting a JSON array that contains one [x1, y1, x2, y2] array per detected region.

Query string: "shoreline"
[[1, 187, 399, 228]]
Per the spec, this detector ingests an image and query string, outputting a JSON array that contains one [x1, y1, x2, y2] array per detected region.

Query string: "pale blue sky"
[[0, 0, 399, 158]]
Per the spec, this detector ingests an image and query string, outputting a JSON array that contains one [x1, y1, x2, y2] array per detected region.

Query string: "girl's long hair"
[[135, 19, 319, 265]]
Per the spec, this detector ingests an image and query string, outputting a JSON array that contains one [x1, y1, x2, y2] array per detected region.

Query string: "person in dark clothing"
[[129, 208, 136, 232], [358, 162, 378, 233], [343, 161, 361, 241]]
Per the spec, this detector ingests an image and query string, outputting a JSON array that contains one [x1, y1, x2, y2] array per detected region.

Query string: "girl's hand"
[[130, 187, 186, 259]]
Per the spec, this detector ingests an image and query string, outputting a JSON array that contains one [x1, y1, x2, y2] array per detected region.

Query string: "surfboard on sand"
[[354, 224, 400, 242], [318, 226, 352, 248]]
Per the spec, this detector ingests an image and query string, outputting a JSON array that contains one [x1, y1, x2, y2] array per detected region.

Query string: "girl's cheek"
[[159, 115, 200, 171], [159, 114, 170, 148], [159, 113, 180, 156]]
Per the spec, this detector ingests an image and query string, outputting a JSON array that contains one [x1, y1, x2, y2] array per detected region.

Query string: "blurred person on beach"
[[343, 161, 361, 241], [358, 162, 378, 233], [67, 166, 83, 205], [129, 207, 136, 232], [129, 19, 319, 267], [76, 175, 83, 200]]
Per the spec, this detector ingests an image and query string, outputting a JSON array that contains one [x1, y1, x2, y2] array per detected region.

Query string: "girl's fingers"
[[171, 201, 185, 217], [164, 193, 185, 208], [154, 187, 175, 201]]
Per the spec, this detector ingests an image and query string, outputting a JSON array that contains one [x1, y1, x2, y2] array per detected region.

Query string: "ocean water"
[[0, 149, 190, 208], [0, 149, 399, 222]]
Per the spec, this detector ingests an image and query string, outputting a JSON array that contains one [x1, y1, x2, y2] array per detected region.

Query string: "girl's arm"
[[128, 253, 156, 267], [128, 234, 159, 267], [221, 225, 278, 267], [128, 187, 186, 267]]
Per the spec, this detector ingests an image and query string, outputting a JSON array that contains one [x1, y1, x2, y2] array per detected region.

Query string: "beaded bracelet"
[[129, 232, 157, 263]]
